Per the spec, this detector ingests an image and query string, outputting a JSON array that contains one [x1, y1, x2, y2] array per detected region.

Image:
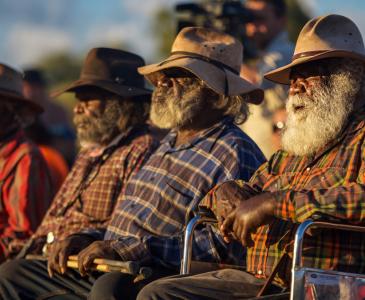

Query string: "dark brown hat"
[[53, 48, 151, 98], [0, 63, 43, 114]]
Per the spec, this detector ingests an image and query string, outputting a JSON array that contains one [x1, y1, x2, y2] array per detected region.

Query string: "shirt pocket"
[[302, 167, 347, 189], [264, 167, 347, 191]]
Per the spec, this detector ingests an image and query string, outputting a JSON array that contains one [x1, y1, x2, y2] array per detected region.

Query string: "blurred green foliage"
[[286, 0, 310, 42]]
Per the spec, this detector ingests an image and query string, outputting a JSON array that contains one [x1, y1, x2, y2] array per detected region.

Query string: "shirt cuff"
[[109, 236, 150, 262]]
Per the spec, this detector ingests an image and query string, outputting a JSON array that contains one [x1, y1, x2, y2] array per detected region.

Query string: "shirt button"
[[47, 232, 55, 244], [306, 167, 311, 172], [257, 269, 263, 275]]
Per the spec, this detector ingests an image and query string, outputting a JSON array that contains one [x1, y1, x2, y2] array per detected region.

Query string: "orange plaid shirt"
[[205, 111, 365, 287]]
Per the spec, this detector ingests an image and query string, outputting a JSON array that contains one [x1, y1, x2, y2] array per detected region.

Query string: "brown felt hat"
[[0, 64, 43, 114], [138, 27, 264, 104], [53, 48, 151, 98], [265, 14, 365, 84]]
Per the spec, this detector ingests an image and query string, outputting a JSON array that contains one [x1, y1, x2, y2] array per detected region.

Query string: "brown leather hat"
[[53, 48, 151, 98], [138, 27, 264, 104], [265, 14, 365, 84], [0, 64, 43, 114]]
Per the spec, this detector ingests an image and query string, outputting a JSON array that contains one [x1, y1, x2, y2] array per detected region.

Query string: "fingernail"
[[61, 267, 65, 274]]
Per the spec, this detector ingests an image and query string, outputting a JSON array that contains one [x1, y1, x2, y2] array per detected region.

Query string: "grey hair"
[[108, 95, 150, 131], [212, 94, 250, 125], [327, 57, 365, 99]]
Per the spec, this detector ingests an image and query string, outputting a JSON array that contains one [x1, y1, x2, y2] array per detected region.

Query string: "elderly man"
[[137, 14, 365, 299], [0, 27, 265, 300], [0, 48, 157, 299], [0, 64, 53, 262]]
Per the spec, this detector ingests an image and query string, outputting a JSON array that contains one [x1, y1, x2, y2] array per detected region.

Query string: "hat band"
[[292, 50, 328, 61], [164, 51, 239, 75]]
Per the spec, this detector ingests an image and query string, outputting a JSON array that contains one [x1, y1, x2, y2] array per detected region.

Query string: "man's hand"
[[213, 181, 259, 227], [77, 241, 119, 276], [47, 234, 94, 278], [221, 193, 276, 247]]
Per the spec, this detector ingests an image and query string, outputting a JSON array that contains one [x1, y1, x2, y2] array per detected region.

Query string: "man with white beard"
[[137, 14, 365, 300]]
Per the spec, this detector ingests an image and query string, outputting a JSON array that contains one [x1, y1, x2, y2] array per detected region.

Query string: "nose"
[[245, 23, 256, 36], [156, 78, 173, 89], [289, 77, 309, 96], [74, 102, 85, 114]]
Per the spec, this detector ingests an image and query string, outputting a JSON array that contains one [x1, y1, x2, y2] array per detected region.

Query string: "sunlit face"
[[73, 89, 121, 147], [150, 68, 206, 129], [281, 59, 360, 156]]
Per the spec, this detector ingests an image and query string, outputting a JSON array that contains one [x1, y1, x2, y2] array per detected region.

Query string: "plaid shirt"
[[105, 117, 265, 268], [233, 111, 365, 286], [32, 126, 157, 250], [0, 129, 53, 260]]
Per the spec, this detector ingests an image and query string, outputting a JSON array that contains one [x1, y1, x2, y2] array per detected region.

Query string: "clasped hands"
[[47, 235, 119, 277], [212, 181, 276, 247]]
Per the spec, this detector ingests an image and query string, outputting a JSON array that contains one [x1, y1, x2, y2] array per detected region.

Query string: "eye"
[[157, 78, 172, 88]]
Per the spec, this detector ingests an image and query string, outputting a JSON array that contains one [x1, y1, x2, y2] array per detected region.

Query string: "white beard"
[[281, 72, 359, 156], [150, 82, 204, 129]]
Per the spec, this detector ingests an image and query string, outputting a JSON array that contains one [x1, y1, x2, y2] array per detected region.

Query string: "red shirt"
[[0, 129, 53, 260]]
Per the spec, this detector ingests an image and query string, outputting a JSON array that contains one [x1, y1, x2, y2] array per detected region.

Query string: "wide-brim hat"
[[265, 14, 365, 84], [0, 64, 43, 114], [53, 48, 152, 98], [138, 27, 264, 104]]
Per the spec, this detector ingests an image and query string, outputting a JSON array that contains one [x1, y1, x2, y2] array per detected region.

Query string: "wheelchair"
[[181, 210, 365, 300]]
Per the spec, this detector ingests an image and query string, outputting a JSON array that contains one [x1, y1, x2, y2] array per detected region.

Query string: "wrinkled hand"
[[221, 193, 276, 247], [47, 234, 94, 277], [77, 240, 119, 276], [214, 181, 259, 227]]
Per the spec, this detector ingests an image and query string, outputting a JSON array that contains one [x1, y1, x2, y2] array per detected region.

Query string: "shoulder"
[[116, 131, 159, 156], [218, 123, 265, 160], [16, 136, 43, 161]]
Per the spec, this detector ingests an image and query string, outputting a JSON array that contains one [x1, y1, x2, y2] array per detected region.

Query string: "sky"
[[1, 0, 365, 69]]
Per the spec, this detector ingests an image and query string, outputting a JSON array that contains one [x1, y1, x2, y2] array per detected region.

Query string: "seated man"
[[0, 27, 266, 299], [0, 64, 53, 262], [0, 47, 157, 297], [137, 15, 365, 299]]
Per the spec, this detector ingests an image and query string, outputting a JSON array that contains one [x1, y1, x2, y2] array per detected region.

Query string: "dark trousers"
[[0, 259, 175, 300], [137, 269, 289, 300]]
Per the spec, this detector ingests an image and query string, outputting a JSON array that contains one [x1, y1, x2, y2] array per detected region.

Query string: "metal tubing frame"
[[180, 215, 217, 275], [290, 220, 365, 300]]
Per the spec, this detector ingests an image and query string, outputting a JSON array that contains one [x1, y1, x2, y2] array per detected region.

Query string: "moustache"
[[73, 115, 96, 129]]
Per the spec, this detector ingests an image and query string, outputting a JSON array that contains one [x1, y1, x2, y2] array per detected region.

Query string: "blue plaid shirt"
[[105, 117, 265, 268]]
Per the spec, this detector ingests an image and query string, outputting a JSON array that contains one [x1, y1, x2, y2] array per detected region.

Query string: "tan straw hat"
[[0, 64, 43, 114], [138, 27, 264, 104], [265, 14, 365, 84], [53, 48, 151, 98]]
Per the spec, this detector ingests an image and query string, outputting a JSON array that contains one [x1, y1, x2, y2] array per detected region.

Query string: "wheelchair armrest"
[[290, 219, 365, 300], [292, 219, 365, 269]]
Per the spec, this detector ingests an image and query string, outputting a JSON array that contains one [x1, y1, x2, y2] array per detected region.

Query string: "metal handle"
[[180, 215, 217, 275]]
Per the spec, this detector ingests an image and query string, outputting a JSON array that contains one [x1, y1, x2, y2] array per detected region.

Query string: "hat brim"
[[0, 89, 43, 114], [52, 79, 152, 98], [138, 54, 264, 105], [264, 50, 365, 85]]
